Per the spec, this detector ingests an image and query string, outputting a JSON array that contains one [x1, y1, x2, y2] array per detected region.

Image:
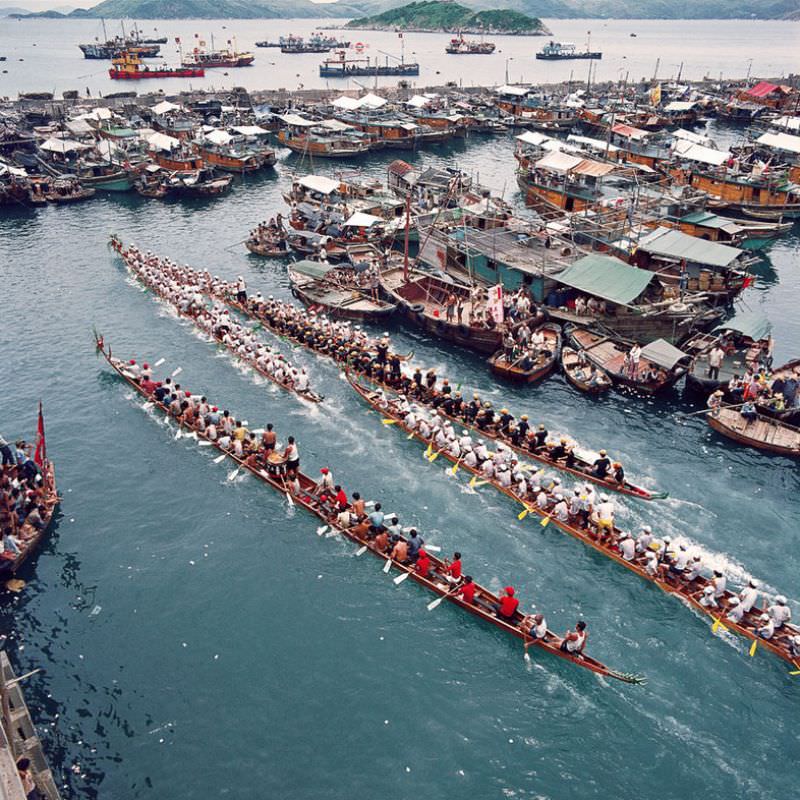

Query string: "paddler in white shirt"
[[726, 596, 745, 624], [756, 614, 775, 640], [739, 580, 761, 613], [767, 596, 791, 630]]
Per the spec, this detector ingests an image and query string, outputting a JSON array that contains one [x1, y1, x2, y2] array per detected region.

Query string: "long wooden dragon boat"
[[96, 334, 644, 685], [109, 236, 323, 403], [348, 371, 800, 670], [205, 290, 664, 502]]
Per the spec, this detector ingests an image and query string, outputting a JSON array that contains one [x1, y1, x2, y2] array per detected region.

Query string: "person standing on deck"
[[707, 344, 725, 381], [236, 276, 247, 304], [629, 343, 642, 378]]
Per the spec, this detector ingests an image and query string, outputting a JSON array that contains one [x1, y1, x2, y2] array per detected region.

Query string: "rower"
[[497, 408, 514, 435], [592, 450, 611, 479], [560, 620, 587, 654], [699, 586, 718, 608], [283, 436, 300, 478], [789, 636, 800, 659], [549, 437, 569, 462], [711, 570, 727, 599], [618, 533, 635, 561], [635, 525, 653, 554], [594, 495, 614, 540], [385, 515, 402, 539], [739, 580, 761, 613], [494, 586, 519, 622], [406, 529, 424, 562], [261, 423, 277, 453], [458, 576, 476, 605], [533, 423, 548, 449], [415, 549, 432, 578], [390, 537, 408, 563], [524, 613, 548, 641], [727, 596, 745, 624], [756, 613, 775, 640], [367, 503, 385, 537], [512, 415, 529, 446], [373, 528, 390, 553], [553, 494, 569, 522], [351, 492, 366, 520], [444, 552, 462, 583], [767, 595, 791, 630], [612, 462, 625, 484]]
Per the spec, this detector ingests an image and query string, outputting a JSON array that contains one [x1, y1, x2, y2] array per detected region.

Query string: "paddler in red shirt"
[[495, 586, 519, 622], [458, 576, 476, 604], [415, 549, 431, 578], [444, 551, 462, 582]]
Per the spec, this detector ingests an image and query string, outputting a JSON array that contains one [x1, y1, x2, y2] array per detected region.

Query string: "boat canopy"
[[662, 100, 697, 112], [567, 133, 620, 153], [40, 137, 91, 153], [280, 113, 316, 128], [672, 138, 730, 166], [406, 94, 432, 108], [672, 128, 715, 147], [770, 116, 800, 132], [535, 150, 614, 176], [297, 174, 340, 194], [232, 125, 269, 137], [359, 93, 388, 109], [756, 131, 800, 155], [640, 339, 688, 370], [152, 100, 182, 115], [318, 118, 355, 132], [638, 227, 742, 267], [343, 211, 383, 228], [713, 310, 772, 341], [554, 254, 655, 305], [611, 122, 650, 141], [65, 119, 93, 136], [291, 260, 335, 279], [146, 131, 180, 152], [679, 211, 741, 235], [204, 129, 232, 145], [332, 95, 361, 110], [495, 84, 530, 97]]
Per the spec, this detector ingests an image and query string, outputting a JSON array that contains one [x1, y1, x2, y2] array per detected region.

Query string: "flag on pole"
[[34, 401, 46, 468]]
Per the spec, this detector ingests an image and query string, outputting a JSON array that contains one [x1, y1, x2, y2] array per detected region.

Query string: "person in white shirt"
[[296, 370, 309, 393], [684, 556, 703, 583], [619, 534, 635, 561], [711, 571, 727, 599], [739, 580, 761, 612], [464, 449, 478, 468], [568, 489, 582, 519], [645, 551, 659, 576], [757, 614, 775, 640], [727, 596, 745, 624], [525, 613, 548, 640], [553, 494, 569, 522], [699, 586, 718, 608], [767, 596, 791, 629], [707, 345, 725, 381], [594, 495, 615, 540], [636, 525, 654, 554], [481, 459, 495, 479], [497, 467, 511, 488], [474, 441, 489, 463], [536, 489, 549, 510]]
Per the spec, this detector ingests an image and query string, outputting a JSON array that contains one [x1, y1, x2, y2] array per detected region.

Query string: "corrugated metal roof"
[[757, 131, 800, 155], [554, 254, 655, 305], [680, 212, 741, 234], [713, 310, 772, 341], [637, 227, 742, 268], [573, 158, 616, 177]]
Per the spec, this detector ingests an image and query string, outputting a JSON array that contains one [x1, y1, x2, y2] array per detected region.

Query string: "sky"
[[1, 0, 346, 9]]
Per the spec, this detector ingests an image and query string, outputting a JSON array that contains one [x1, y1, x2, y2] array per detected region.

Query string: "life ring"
[[561, 246, 572, 256], [669, 302, 689, 313], [407, 302, 425, 314]]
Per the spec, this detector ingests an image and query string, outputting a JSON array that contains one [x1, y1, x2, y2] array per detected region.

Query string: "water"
[[2, 122, 799, 796], [1, 17, 799, 97]]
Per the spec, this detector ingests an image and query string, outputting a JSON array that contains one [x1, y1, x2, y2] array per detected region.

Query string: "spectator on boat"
[[729, 375, 744, 403], [0, 433, 15, 466], [2, 528, 21, 557], [629, 342, 642, 378], [707, 345, 725, 381], [706, 389, 724, 417], [16, 758, 40, 800], [740, 400, 757, 423]]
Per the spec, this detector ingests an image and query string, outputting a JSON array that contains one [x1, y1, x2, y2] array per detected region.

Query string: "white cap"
[[776, 595, 787, 604], [729, 596, 740, 605], [642, 525, 652, 533], [555, 493, 563, 500], [703, 586, 713, 594], [760, 614, 770, 622], [600, 494, 608, 501]]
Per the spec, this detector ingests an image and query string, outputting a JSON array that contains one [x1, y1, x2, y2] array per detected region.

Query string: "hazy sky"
[[1, 0, 341, 9]]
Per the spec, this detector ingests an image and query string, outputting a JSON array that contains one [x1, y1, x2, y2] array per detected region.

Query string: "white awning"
[[232, 125, 269, 137], [516, 130, 551, 147], [318, 119, 354, 132], [343, 211, 383, 228], [152, 100, 181, 115], [332, 95, 361, 110], [280, 113, 316, 128], [406, 94, 431, 108], [65, 119, 93, 136], [40, 137, 91, 153], [535, 150, 583, 173], [567, 133, 620, 153], [672, 128, 714, 147], [673, 139, 730, 166], [771, 116, 800, 132], [146, 131, 180, 152], [358, 93, 388, 109], [757, 131, 800, 155], [663, 100, 697, 112], [496, 84, 529, 97], [95, 139, 121, 159], [0, 162, 27, 177], [297, 174, 340, 195], [204, 129, 232, 145]]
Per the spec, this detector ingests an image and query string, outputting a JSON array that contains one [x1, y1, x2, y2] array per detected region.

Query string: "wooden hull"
[[489, 324, 561, 384], [246, 239, 289, 257], [98, 337, 640, 685], [290, 279, 397, 322], [707, 408, 800, 458], [561, 346, 612, 394], [350, 374, 798, 669]]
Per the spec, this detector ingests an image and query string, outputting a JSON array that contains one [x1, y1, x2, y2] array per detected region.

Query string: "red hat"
[[212, 406, 218, 412], [143, 363, 149, 369], [321, 468, 329, 474], [186, 391, 191, 397], [129, 359, 136, 365], [505, 586, 515, 596], [418, 549, 427, 558]]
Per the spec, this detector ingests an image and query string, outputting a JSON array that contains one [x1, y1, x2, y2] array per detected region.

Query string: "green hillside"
[[346, 1, 548, 34]]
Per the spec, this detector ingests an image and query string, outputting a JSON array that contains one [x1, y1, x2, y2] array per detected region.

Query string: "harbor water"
[[1, 17, 799, 96], [1, 124, 799, 797]]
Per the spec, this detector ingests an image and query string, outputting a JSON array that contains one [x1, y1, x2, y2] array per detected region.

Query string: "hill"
[[346, 1, 549, 34], [16, 0, 366, 19]]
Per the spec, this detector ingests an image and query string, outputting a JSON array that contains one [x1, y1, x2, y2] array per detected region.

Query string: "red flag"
[[34, 401, 46, 468], [742, 275, 754, 289], [175, 36, 181, 44]]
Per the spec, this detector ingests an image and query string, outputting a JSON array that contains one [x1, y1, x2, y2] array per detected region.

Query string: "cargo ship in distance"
[[445, 33, 496, 54], [536, 41, 602, 60], [109, 50, 205, 80]]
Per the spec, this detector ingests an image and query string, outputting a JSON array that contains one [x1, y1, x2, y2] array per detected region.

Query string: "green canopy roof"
[[713, 310, 772, 341], [554, 254, 655, 306], [638, 226, 742, 267], [290, 260, 335, 280], [640, 338, 688, 370]]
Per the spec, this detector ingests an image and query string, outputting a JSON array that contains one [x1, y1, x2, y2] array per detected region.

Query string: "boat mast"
[[403, 192, 411, 281], [101, 17, 108, 42]]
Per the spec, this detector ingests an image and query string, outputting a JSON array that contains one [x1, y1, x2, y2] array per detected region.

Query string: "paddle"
[[227, 466, 240, 482], [174, 429, 182, 440], [428, 445, 449, 463], [427, 585, 459, 611], [382, 418, 398, 426], [517, 504, 536, 521], [711, 617, 729, 634], [142, 402, 154, 410], [198, 440, 213, 447], [280, 478, 295, 506], [355, 545, 368, 556], [393, 571, 411, 585], [749, 639, 758, 657], [213, 452, 227, 464], [154, 358, 165, 367], [171, 367, 182, 377], [382, 558, 393, 573], [540, 511, 556, 527], [677, 402, 746, 419], [449, 456, 464, 476], [423, 443, 433, 459], [316, 525, 328, 536], [407, 431, 415, 439]]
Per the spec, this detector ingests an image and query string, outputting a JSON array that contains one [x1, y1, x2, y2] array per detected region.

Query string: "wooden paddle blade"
[[427, 596, 445, 611], [382, 559, 392, 573], [285, 492, 294, 507], [355, 545, 368, 556], [540, 516, 550, 527], [316, 526, 328, 536], [749, 640, 758, 657], [424, 443, 432, 457], [198, 440, 213, 447], [382, 419, 397, 425], [393, 571, 411, 585], [154, 358, 165, 367], [406, 431, 415, 439], [425, 545, 441, 553], [468, 476, 477, 488], [171, 367, 182, 377], [213, 453, 227, 464], [450, 463, 458, 475], [428, 452, 439, 462], [517, 508, 529, 521]]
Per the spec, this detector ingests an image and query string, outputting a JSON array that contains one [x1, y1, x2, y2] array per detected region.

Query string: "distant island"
[[346, 1, 550, 35]]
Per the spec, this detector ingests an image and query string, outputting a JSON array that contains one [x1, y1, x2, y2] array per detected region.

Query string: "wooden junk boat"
[[707, 407, 800, 458], [445, 33, 495, 54], [0, 411, 59, 579], [97, 337, 643, 685], [246, 233, 289, 257], [566, 325, 690, 394], [351, 373, 800, 669], [109, 50, 205, 79], [561, 346, 612, 394], [489, 323, 562, 384], [288, 259, 397, 321]]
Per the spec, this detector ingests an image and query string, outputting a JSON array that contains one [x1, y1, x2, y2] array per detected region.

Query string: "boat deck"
[[714, 408, 800, 452]]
